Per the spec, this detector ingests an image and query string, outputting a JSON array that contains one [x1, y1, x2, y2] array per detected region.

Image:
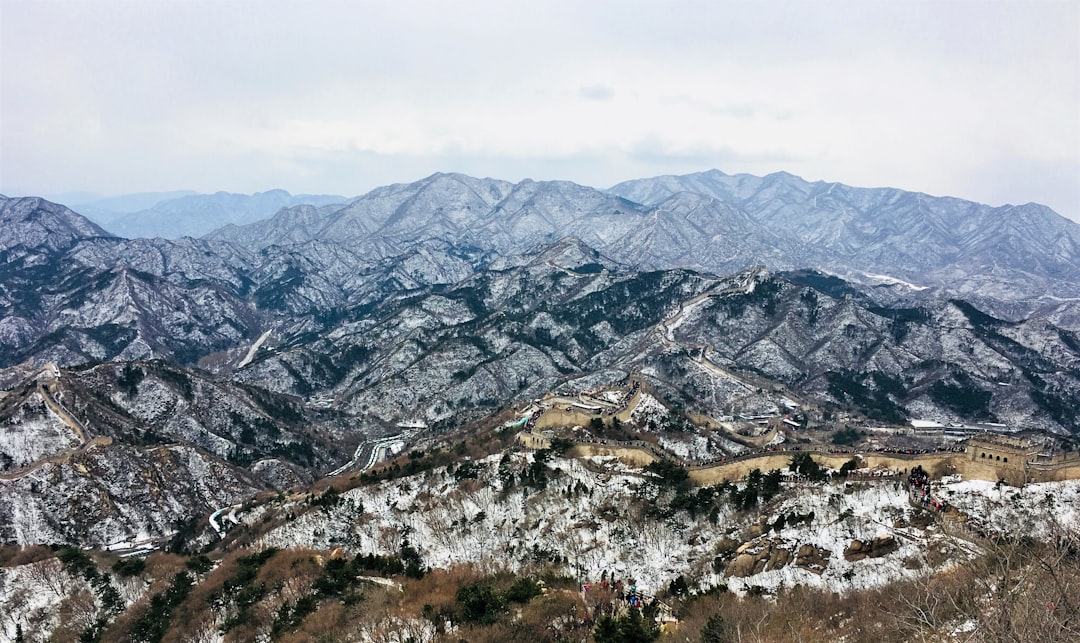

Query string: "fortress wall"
[[518, 434, 551, 450], [953, 458, 1027, 487], [855, 453, 955, 474], [687, 455, 793, 484], [1028, 463, 1080, 483], [533, 408, 596, 430], [521, 432, 1080, 487], [615, 389, 642, 423], [569, 444, 657, 467], [532, 388, 642, 430]]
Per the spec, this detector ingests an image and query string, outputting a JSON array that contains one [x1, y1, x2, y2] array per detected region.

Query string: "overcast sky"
[[2, 1, 1077, 219]]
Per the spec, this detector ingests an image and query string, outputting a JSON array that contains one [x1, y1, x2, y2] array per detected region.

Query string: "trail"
[[37, 382, 88, 444]]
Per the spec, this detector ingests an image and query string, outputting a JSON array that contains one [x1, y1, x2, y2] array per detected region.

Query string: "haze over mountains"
[[63, 189, 348, 240]]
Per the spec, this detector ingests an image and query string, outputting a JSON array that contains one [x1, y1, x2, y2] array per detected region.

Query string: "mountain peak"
[[0, 195, 115, 253]]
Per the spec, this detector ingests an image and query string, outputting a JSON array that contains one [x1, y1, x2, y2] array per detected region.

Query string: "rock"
[[795, 544, 831, 574], [766, 546, 792, 571], [844, 534, 898, 562], [868, 534, 898, 557], [725, 538, 796, 578], [728, 553, 759, 578], [844, 540, 867, 562]]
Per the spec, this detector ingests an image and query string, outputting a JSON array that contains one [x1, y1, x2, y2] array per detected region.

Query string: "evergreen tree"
[[700, 613, 731, 642]]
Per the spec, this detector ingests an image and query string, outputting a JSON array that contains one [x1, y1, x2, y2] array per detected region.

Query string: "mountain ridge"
[[200, 170, 1080, 305]]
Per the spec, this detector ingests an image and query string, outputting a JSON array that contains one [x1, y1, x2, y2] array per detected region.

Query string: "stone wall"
[[568, 443, 657, 467], [531, 388, 642, 431], [519, 431, 1080, 487]]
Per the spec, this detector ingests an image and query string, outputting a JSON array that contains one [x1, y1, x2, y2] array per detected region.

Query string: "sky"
[[1, 0, 1078, 220]]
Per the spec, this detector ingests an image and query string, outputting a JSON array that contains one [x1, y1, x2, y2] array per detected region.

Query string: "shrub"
[[645, 459, 690, 489], [505, 577, 542, 604], [831, 428, 861, 446], [456, 582, 506, 625], [128, 572, 193, 643], [185, 554, 213, 574]]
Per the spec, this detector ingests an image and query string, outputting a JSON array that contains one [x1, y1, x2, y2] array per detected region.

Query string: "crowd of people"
[[580, 577, 663, 625], [907, 466, 949, 512], [601, 379, 641, 417]]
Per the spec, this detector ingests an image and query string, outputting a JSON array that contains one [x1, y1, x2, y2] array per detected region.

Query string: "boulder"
[[844, 534, 898, 562], [795, 544, 831, 574], [725, 538, 796, 578], [728, 553, 759, 578]]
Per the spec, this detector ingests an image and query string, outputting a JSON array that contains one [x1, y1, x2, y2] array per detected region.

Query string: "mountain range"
[[1, 169, 1079, 549], [205, 170, 1080, 307]]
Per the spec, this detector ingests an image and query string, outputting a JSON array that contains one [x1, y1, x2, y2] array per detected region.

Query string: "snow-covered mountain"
[[204, 171, 1080, 308], [3, 175, 1080, 555], [0, 196, 115, 253], [3, 190, 1080, 436], [609, 169, 1080, 301], [3, 173, 1080, 642]]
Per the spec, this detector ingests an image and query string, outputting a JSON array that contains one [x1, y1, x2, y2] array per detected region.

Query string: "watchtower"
[[964, 435, 1040, 485]]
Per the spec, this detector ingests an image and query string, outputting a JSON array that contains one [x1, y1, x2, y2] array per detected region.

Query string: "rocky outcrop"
[[843, 534, 899, 562], [726, 538, 835, 578], [726, 538, 793, 577], [795, 544, 831, 574]]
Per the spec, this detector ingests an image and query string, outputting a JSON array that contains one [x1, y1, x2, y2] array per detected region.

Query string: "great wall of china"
[[514, 380, 1080, 487], [521, 431, 1080, 486]]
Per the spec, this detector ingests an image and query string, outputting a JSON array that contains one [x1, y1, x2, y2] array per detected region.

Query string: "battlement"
[[966, 435, 1040, 463]]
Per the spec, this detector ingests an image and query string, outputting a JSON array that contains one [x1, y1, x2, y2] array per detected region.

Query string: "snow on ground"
[[0, 559, 87, 641], [253, 452, 1080, 601], [0, 556, 154, 642], [765, 431, 786, 446], [255, 455, 1053, 597], [0, 414, 78, 470], [259, 453, 719, 591], [598, 390, 623, 404], [859, 272, 929, 291], [707, 481, 949, 595], [657, 433, 712, 461], [237, 329, 272, 369], [710, 431, 750, 455], [938, 478, 1080, 539], [630, 393, 667, 425], [665, 295, 712, 340]]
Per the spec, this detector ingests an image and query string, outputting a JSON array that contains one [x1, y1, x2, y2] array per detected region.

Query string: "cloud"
[[0, 1, 1075, 220], [579, 85, 616, 101]]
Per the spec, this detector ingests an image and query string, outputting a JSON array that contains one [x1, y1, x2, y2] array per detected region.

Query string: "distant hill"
[[73, 189, 349, 239]]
